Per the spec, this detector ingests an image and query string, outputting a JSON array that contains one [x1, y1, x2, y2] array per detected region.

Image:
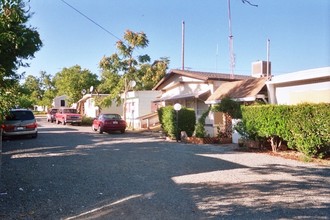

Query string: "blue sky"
[[20, 0, 329, 78]]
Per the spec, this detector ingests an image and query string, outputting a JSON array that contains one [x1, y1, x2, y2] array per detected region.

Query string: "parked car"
[[1, 109, 38, 138], [47, 108, 58, 123], [55, 107, 82, 125], [92, 113, 127, 134]]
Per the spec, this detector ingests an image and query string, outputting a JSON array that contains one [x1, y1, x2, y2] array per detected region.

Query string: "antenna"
[[216, 43, 219, 72], [181, 20, 185, 70], [267, 39, 270, 80], [228, 0, 235, 79]]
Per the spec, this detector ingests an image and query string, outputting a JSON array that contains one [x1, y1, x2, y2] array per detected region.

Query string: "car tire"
[[92, 125, 97, 131], [120, 129, 125, 134], [98, 126, 103, 134], [63, 120, 66, 125], [32, 132, 38, 139], [56, 119, 60, 124]]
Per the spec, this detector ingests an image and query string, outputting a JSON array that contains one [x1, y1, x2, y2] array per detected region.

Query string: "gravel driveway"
[[0, 118, 329, 219]]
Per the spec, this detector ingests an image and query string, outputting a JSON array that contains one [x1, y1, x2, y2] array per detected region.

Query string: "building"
[[267, 67, 330, 104]]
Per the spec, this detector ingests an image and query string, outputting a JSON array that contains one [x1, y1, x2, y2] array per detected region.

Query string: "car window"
[[6, 111, 35, 121], [63, 109, 77, 114], [103, 114, 121, 119]]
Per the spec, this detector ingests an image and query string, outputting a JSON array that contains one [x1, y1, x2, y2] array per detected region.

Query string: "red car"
[[92, 114, 127, 134]]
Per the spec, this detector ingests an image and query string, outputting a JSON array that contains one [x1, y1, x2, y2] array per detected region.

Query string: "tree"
[[38, 71, 56, 108], [0, 0, 42, 121], [18, 71, 55, 109], [98, 30, 168, 120], [136, 57, 169, 90], [53, 65, 99, 105]]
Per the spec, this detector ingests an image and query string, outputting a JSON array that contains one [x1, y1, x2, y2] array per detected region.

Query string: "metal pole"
[[228, 0, 235, 79], [182, 20, 185, 71], [176, 110, 179, 142], [267, 39, 270, 80]]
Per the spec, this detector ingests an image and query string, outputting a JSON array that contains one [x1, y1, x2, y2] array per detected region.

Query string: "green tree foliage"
[[98, 30, 168, 120], [0, 0, 42, 121], [53, 65, 99, 104], [18, 71, 55, 108], [211, 97, 242, 119], [136, 57, 169, 90]]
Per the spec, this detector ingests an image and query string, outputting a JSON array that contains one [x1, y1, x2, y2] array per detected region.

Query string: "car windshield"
[[103, 114, 121, 120], [6, 111, 35, 121], [63, 109, 77, 113]]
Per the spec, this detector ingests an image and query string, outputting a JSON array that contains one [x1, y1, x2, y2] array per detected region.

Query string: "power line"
[[59, 0, 122, 41]]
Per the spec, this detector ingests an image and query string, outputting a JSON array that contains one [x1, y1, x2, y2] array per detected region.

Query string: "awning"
[[155, 90, 210, 102], [205, 78, 267, 104]]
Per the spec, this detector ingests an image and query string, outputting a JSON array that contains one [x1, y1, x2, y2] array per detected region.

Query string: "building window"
[[60, 100, 65, 107]]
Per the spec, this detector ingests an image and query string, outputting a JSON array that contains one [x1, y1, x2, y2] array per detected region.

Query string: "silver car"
[[1, 109, 38, 138]]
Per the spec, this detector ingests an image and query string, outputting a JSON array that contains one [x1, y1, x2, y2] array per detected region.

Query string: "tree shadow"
[[0, 128, 329, 219]]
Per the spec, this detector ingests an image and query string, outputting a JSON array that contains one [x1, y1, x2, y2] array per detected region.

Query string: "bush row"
[[239, 103, 330, 157], [158, 106, 196, 139]]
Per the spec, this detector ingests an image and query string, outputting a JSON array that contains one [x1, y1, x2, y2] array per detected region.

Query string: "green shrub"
[[195, 107, 210, 138], [240, 103, 330, 157], [81, 116, 94, 126], [158, 106, 196, 139], [286, 103, 330, 157], [212, 97, 242, 119]]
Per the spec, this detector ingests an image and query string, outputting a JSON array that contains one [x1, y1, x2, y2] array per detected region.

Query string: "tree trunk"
[[0, 128, 2, 184], [270, 136, 282, 152]]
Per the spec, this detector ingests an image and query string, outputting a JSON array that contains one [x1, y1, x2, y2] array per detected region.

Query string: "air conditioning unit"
[[251, 61, 271, 78]]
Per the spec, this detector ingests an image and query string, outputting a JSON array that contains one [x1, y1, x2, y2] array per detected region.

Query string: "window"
[[60, 100, 65, 107]]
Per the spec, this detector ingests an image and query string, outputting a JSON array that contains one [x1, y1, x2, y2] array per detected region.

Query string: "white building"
[[52, 95, 69, 108], [267, 67, 330, 105], [122, 90, 161, 129]]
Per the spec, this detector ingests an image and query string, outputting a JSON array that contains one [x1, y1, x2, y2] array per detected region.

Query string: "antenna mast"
[[228, 0, 235, 79], [181, 20, 185, 70], [267, 39, 270, 80]]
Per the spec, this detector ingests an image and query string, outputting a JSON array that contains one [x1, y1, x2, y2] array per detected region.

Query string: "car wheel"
[[98, 126, 103, 134], [120, 129, 125, 134], [92, 125, 97, 131], [32, 132, 38, 138], [63, 120, 66, 125], [56, 119, 60, 124]]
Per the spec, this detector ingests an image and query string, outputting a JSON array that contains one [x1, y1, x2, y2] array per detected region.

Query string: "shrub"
[[286, 103, 330, 157], [195, 107, 210, 138], [81, 116, 94, 126], [158, 106, 195, 139], [240, 103, 330, 157]]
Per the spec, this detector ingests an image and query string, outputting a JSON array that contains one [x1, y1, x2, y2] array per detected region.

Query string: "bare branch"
[[241, 0, 258, 7]]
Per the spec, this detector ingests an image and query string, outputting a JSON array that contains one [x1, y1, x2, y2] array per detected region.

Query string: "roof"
[[156, 90, 210, 102], [268, 67, 330, 84], [153, 69, 252, 90], [205, 77, 267, 104]]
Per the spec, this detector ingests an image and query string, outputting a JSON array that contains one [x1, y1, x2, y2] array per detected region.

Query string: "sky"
[[19, 0, 329, 79]]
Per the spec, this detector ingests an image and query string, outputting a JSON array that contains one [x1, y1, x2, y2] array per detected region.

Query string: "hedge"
[[158, 106, 196, 139], [240, 103, 330, 157]]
